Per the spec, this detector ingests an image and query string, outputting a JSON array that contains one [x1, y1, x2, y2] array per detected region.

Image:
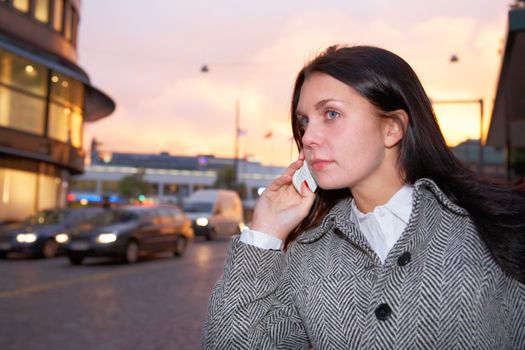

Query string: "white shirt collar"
[[351, 184, 413, 224]]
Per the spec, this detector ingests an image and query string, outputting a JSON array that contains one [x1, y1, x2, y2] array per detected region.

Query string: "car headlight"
[[55, 233, 69, 244], [96, 232, 117, 244], [16, 233, 38, 243], [196, 217, 209, 226]]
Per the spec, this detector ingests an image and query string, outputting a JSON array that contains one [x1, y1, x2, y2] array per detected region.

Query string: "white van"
[[183, 189, 244, 240]]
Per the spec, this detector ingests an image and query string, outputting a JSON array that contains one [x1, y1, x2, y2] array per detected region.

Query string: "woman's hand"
[[251, 154, 316, 240]]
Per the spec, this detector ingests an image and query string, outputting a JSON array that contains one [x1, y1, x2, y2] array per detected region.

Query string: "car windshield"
[[183, 202, 213, 213], [86, 210, 139, 226], [23, 209, 65, 225]]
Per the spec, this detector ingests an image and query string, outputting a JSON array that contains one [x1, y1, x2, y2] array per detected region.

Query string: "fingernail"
[[303, 180, 310, 191]]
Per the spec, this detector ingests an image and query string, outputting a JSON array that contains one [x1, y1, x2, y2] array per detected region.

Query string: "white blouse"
[[240, 184, 414, 263]]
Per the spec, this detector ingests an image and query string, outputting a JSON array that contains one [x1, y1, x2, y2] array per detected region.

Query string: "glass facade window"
[[48, 103, 70, 142], [70, 108, 83, 148], [69, 180, 97, 192], [13, 0, 30, 13], [164, 183, 179, 195], [48, 71, 84, 147], [50, 72, 84, 107], [71, 10, 79, 45], [52, 0, 63, 32], [0, 168, 62, 221], [64, 2, 72, 41], [101, 181, 119, 194], [0, 50, 48, 96], [0, 50, 84, 144], [47, 104, 83, 146], [34, 0, 50, 23], [0, 168, 37, 221], [38, 175, 59, 211], [0, 86, 46, 134]]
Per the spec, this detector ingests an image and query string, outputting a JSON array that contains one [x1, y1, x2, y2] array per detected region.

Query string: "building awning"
[[487, 7, 525, 147], [0, 33, 115, 122]]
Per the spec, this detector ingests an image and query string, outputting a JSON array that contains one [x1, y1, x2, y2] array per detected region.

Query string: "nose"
[[301, 120, 322, 149]]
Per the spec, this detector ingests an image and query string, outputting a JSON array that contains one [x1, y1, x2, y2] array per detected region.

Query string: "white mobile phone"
[[292, 161, 318, 193]]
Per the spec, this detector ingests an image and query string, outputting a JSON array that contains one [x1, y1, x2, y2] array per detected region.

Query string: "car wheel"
[[123, 240, 139, 264], [68, 255, 84, 265], [42, 239, 59, 259], [174, 235, 188, 257]]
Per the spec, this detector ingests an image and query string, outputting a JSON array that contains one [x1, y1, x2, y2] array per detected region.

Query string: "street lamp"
[[432, 98, 484, 174], [200, 64, 241, 185]]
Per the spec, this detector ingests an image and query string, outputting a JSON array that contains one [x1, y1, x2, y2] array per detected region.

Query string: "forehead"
[[297, 72, 373, 112]]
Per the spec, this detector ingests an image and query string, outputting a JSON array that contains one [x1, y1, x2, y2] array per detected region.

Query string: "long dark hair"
[[286, 45, 525, 283]]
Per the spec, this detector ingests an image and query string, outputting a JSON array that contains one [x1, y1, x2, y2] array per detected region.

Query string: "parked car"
[[0, 207, 105, 259], [65, 204, 194, 265], [183, 189, 244, 240]]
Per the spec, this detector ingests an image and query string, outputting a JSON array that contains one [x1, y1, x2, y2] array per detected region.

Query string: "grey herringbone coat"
[[201, 179, 525, 349]]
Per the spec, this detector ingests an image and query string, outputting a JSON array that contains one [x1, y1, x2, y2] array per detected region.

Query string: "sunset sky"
[[78, 0, 512, 167]]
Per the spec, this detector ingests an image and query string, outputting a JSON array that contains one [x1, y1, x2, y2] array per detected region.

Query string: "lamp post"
[[200, 64, 241, 186], [432, 98, 484, 174], [233, 99, 240, 185]]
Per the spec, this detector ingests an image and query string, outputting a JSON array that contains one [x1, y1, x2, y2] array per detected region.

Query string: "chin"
[[315, 179, 349, 191]]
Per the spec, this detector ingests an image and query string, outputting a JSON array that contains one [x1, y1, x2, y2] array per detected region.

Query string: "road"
[[0, 238, 231, 350]]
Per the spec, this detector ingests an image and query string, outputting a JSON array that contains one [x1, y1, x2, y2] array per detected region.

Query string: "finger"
[[282, 156, 304, 178], [266, 174, 293, 192], [267, 157, 304, 192], [300, 180, 316, 197], [299, 180, 316, 210]]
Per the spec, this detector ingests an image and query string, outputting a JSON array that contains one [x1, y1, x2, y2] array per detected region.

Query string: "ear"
[[382, 109, 409, 148]]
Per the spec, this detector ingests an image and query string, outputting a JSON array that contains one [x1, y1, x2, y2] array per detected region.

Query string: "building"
[[450, 139, 506, 178], [0, 0, 115, 222], [69, 146, 285, 207], [486, 1, 525, 179]]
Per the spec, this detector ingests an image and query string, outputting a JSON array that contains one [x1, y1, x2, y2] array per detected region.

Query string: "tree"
[[213, 166, 247, 199], [117, 171, 150, 203]]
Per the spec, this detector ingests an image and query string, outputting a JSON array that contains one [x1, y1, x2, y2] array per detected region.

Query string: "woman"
[[200, 45, 525, 349]]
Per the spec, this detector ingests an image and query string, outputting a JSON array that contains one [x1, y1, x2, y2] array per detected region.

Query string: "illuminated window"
[[13, 0, 30, 13], [71, 11, 79, 45], [0, 168, 62, 221], [38, 174, 59, 211], [48, 103, 70, 143], [64, 2, 72, 41], [0, 50, 48, 96], [52, 0, 63, 32], [0, 86, 46, 135], [34, 0, 50, 23], [50, 71, 84, 107], [102, 181, 119, 194], [0, 168, 37, 221], [69, 180, 97, 192], [48, 71, 84, 146], [70, 107, 83, 148]]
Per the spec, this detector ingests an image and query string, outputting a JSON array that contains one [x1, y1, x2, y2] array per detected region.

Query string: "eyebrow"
[[295, 99, 345, 117]]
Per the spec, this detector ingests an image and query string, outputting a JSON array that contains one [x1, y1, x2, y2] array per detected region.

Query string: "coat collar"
[[296, 178, 468, 245]]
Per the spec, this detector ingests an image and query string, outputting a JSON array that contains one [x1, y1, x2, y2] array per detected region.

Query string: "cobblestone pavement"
[[0, 238, 231, 350]]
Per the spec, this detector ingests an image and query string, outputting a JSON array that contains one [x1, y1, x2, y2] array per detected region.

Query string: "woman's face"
[[296, 72, 396, 192]]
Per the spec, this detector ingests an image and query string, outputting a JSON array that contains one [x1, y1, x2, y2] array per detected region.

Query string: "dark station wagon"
[[65, 205, 194, 265]]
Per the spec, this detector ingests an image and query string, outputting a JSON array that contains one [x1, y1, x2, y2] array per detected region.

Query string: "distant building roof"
[[451, 139, 504, 165]]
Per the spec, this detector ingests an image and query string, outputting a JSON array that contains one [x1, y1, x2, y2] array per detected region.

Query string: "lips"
[[309, 159, 333, 171]]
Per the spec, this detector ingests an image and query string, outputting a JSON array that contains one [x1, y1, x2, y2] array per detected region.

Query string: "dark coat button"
[[375, 303, 392, 321], [397, 252, 411, 266]]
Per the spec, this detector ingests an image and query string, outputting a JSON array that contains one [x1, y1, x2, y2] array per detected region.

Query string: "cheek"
[[338, 123, 384, 154], [337, 125, 385, 168]]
